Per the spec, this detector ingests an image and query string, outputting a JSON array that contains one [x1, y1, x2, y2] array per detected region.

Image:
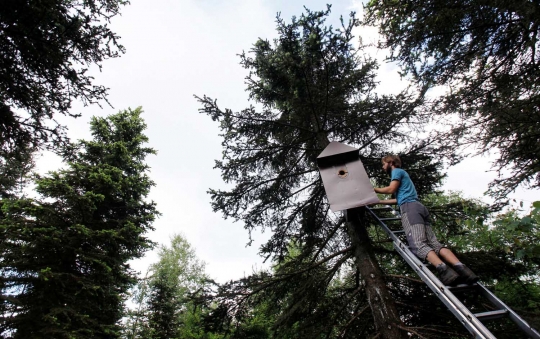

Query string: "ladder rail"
[[393, 236, 496, 339], [366, 207, 496, 339], [366, 206, 540, 339], [476, 283, 540, 339]]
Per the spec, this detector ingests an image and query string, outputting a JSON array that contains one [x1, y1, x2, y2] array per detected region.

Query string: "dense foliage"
[[0, 108, 158, 338], [201, 194, 540, 339], [364, 0, 540, 202], [197, 6, 454, 339], [0, 0, 127, 156], [0, 142, 35, 198]]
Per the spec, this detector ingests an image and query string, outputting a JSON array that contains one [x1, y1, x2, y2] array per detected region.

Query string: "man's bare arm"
[[374, 180, 400, 194], [377, 199, 397, 205]]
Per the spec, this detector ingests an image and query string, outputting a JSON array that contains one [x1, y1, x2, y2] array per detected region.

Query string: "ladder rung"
[[474, 309, 508, 321], [392, 230, 405, 235], [368, 206, 394, 211], [380, 217, 401, 221], [446, 283, 478, 292]]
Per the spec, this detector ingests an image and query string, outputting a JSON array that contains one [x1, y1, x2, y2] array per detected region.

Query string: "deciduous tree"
[[123, 234, 211, 339]]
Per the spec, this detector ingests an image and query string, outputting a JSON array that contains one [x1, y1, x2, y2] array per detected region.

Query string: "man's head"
[[381, 155, 401, 174]]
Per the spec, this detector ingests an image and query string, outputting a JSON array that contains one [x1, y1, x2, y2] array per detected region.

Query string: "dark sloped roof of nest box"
[[316, 141, 359, 168]]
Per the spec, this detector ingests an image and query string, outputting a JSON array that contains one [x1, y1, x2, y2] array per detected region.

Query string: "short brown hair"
[[382, 155, 401, 168]]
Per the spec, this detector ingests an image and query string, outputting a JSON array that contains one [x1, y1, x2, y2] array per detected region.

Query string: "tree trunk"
[[346, 207, 406, 339]]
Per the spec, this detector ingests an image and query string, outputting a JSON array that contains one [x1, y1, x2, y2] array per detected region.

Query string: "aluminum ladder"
[[365, 205, 540, 339]]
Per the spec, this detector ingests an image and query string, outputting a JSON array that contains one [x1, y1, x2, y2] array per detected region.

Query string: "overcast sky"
[[37, 0, 538, 283]]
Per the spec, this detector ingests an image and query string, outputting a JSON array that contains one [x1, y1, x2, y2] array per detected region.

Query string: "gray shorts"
[[400, 201, 444, 260]]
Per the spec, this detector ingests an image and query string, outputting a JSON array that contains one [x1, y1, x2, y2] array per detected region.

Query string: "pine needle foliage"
[[0, 107, 158, 338], [364, 0, 540, 202], [0, 0, 128, 152], [197, 6, 448, 338]]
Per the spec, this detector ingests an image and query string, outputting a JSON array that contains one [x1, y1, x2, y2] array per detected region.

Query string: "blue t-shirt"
[[391, 168, 418, 206]]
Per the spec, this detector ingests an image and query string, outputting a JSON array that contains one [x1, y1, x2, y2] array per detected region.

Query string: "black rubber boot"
[[454, 264, 479, 284], [437, 264, 459, 286]]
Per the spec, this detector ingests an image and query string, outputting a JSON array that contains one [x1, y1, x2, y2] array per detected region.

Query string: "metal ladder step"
[[446, 283, 478, 292], [368, 206, 395, 211], [380, 217, 401, 222], [474, 309, 508, 321]]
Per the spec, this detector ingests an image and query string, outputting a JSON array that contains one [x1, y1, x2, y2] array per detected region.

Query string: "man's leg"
[[439, 248, 459, 265], [426, 250, 444, 266], [424, 227, 478, 284], [401, 213, 459, 285]]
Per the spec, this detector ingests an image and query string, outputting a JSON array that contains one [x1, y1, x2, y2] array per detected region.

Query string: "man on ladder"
[[373, 154, 479, 286]]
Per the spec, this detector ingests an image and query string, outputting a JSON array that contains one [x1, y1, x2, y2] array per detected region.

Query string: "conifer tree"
[[0, 107, 158, 338], [0, 143, 35, 198], [364, 0, 540, 202], [198, 6, 448, 339], [0, 0, 128, 153], [147, 270, 181, 339]]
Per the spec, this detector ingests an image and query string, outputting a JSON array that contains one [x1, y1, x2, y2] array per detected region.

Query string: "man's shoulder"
[[392, 168, 407, 176], [393, 168, 413, 183], [391, 168, 405, 180]]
